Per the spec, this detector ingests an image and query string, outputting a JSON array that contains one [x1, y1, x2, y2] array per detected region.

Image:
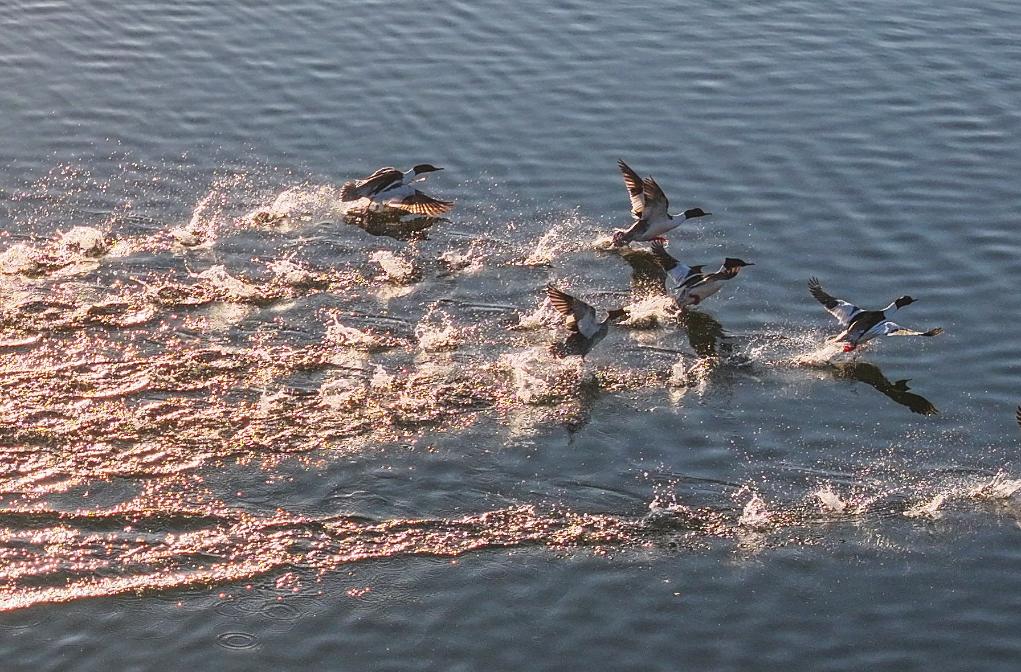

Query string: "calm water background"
[[2, 0, 1021, 669]]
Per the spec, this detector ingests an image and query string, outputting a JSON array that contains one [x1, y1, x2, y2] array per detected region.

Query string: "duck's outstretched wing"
[[546, 284, 599, 337], [642, 177, 669, 221], [881, 323, 943, 337], [808, 277, 861, 325], [340, 167, 402, 201], [618, 160, 645, 218], [386, 191, 454, 217]]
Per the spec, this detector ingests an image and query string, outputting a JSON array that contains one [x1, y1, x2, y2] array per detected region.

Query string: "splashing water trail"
[[57, 226, 108, 258], [195, 265, 262, 301], [813, 486, 848, 514], [738, 491, 773, 529], [369, 250, 419, 284], [415, 305, 461, 352]]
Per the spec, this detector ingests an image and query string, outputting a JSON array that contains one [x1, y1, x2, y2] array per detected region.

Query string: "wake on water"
[[0, 170, 1017, 612]]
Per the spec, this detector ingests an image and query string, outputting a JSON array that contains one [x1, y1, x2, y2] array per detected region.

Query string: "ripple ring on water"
[[260, 601, 300, 622], [216, 631, 260, 650]]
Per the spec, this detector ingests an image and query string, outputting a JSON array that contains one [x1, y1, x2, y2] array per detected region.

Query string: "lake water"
[[2, 1, 1021, 669]]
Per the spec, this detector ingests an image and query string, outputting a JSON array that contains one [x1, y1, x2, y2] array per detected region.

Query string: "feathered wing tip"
[[617, 159, 645, 216], [808, 277, 836, 308], [339, 181, 357, 201], [388, 191, 455, 217], [921, 327, 943, 337], [545, 284, 576, 316], [649, 240, 678, 271], [1016, 405, 1021, 429]]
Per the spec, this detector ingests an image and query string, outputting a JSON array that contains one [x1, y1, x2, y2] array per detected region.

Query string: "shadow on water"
[[342, 211, 444, 241], [827, 361, 938, 416], [619, 247, 667, 300], [679, 310, 732, 360]]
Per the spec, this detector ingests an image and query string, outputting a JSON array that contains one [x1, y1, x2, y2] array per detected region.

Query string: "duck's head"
[[412, 164, 443, 175], [894, 295, 916, 309], [723, 258, 753, 269]]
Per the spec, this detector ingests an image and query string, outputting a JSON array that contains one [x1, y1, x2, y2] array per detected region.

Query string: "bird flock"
[[340, 158, 947, 366]]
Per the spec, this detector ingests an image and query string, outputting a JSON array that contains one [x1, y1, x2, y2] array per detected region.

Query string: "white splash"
[[58, 226, 108, 257], [622, 295, 675, 330], [172, 190, 218, 248], [813, 486, 848, 514], [0, 244, 42, 275], [254, 184, 341, 228], [369, 364, 393, 389], [968, 471, 1021, 501], [438, 248, 484, 275], [415, 306, 460, 352], [522, 218, 580, 266], [195, 265, 261, 301], [787, 340, 846, 366], [738, 492, 773, 529], [669, 355, 716, 398], [905, 492, 946, 519], [370, 250, 418, 284], [269, 259, 314, 287], [499, 346, 587, 405], [513, 302, 559, 331], [326, 316, 378, 350]]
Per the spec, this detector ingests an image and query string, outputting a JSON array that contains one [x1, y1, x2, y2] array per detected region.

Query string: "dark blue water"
[[2, 1, 1021, 669]]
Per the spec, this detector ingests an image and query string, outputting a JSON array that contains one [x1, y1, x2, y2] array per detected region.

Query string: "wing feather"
[[618, 160, 645, 217], [882, 323, 943, 337], [642, 177, 669, 219], [808, 277, 861, 325], [387, 191, 454, 217]]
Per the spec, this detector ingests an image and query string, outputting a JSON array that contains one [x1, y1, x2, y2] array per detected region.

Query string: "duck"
[[678, 258, 753, 307], [649, 243, 752, 308], [546, 284, 629, 358], [339, 164, 453, 217], [612, 159, 710, 246], [808, 277, 943, 352], [649, 241, 707, 294]]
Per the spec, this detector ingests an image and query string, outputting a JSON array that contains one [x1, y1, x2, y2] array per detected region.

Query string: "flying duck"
[[546, 284, 629, 358], [650, 243, 752, 308], [612, 160, 710, 246], [339, 164, 453, 217], [649, 241, 708, 294], [808, 277, 943, 352]]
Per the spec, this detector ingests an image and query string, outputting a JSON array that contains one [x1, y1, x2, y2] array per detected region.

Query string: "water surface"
[[2, 1, 1021, 669]]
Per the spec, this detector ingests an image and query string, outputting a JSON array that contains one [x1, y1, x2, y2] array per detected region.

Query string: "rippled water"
[[3, 1, 1021, 669]]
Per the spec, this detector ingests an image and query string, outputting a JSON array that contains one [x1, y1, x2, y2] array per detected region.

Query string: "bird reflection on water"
[[825, 361, 938, 415], [342, 210, 445, 242]]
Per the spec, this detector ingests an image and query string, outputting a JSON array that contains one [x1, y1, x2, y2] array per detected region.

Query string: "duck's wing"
[[1016, 405, 1020, 429], [808, 277, 861, 325], [880, 322, 944, 338], [642, 177, 670, 221], [618, 160, 646, 217], [649, 242, 708, 290], [340, 167, 403, 200], [386, 191, 454, 217], [546, 284, 600, 337]]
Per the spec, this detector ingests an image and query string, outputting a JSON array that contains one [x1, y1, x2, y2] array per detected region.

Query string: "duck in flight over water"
[[546, 284, 629, 359], [650, 242, 752, 308], [808, 277, 943, 352], [612, 160, 710, 246], [340, 164, 453, 217]]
